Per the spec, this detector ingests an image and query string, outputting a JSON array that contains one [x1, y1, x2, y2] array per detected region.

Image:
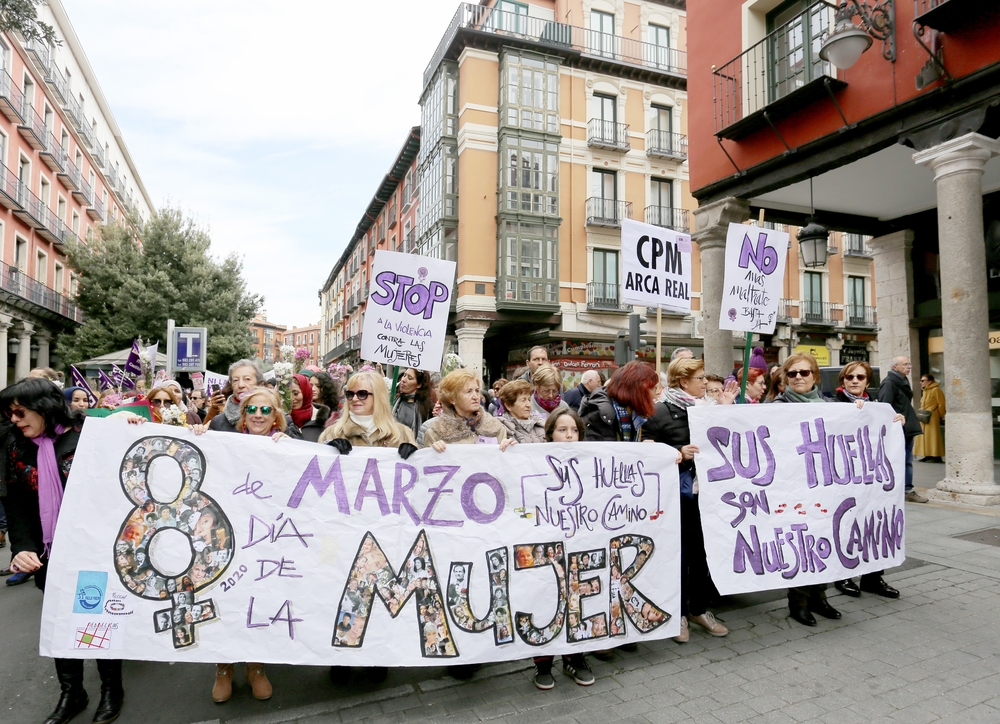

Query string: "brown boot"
[[245, 663, 272, 700], [212, 663, 234, 703]]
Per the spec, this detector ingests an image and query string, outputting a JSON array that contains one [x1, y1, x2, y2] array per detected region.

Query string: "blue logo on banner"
[[73, 571, 108, 613]]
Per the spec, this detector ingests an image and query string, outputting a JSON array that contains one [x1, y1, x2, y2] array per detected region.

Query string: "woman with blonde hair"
[[530, 364, 568, 421], [424, 369, 514, 451], [319, 370, 416, 455]]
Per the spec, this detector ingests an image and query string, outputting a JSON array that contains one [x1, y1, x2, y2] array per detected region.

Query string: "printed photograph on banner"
[[687, 403, 906, 596], [360, 250, 456, 373], [38, 420, 681, 666], [718, 222, 789, 334], [620, 218, 692, 313]]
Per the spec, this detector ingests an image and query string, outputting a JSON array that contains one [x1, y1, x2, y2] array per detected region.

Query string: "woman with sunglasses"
[[832, 361, 906, 601], [0, 378, 129, 724], [771, 353, 842, 627], [319, 370, 416, 455]]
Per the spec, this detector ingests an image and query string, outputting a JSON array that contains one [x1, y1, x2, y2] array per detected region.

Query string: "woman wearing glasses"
[[832, 361, 906, 601], [319, 370, 416, 454], [771, 353, 843, 627], [0, 378, 128, 724]]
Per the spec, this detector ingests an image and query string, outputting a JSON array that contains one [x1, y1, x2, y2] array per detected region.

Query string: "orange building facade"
[[249, 315, 286, 363], [287, 323, 320, 366]]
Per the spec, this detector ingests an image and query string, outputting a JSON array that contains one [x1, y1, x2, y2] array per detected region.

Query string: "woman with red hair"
[[579, 361, 658, 442], [736, 368, 767, 403]]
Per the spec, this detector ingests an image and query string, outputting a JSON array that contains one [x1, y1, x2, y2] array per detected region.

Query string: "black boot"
[[92, 660, 124, 724], [44, 659, 88, 724]]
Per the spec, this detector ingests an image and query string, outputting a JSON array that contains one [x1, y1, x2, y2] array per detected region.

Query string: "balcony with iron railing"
[[587, 118, 630, 151], [0, 259, 82, 324], [87, 195, 105, 221], [92, 142, 105, 169], [422, 3, 686, 88], [586, 198, 631, 227], [325, 334, 361, 364], [17, 103, 46, 151], [644, 206, 690, 233], [14, 181, 45, 227], [78, 121, 95, 150], [43, 62, 67, 104], [846, 304, 877, 328], [646, 130, 688, 160], [712, 1, 840, 139], [0, 70, 23, 123], [106, 164, 118, 190], [39, 133, 65, 172], [58, 156, 81, 192], [914, 0, 969, 31], [24, 37, 50, 74], [778, 298, 795, 322], [73, 178, 93, 206], [800, 300, 841, 326], [63, 93, 85, 133], [586, 282, 632, 313], [843, 233, 873, 257]]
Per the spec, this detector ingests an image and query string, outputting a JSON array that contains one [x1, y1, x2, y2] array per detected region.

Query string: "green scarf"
[[783, 387, 824, 403]]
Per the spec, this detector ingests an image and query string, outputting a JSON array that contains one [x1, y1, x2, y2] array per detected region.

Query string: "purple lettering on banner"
[[392, 463, 422, 525], [246, 596, 268, 628], [829, 434, 852, 485], [878, 425, 896, 491], [733, 525, 764, 575], [858, 427, 875, 484], [796, 418, 831, 488], [269, 600, 303, 640], [286, 456, 350, 513], [421, 466, 463, 527], [354, 458, 390, 516], [460, 472, 505, 524], [392, 275, 415, 312], [754, 426, 776, 486], [732, 431, 760, 480], [782, 527, 802, 580], [371, 271, 396, 305], [845, 434, 862, 484], [738, 232, 779, 275], [706, 427, 736, 482], [832, 496, 859, 569]]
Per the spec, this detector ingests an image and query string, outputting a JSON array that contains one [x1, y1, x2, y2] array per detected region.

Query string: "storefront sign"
[[794, 344, 831, 366], [40, 420, 681, 665], [688, 403, 905, 595], [620, 219, 692, 313], [719, 223, 789, 334]]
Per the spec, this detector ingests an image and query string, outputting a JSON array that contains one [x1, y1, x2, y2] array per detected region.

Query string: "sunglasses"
[[844, 374, 867, 381], [245, 405, 273, 416], [148, 398, 170, 407], [786, 370, 812, 378], [345, 390, 372, 401], [3, 408, 28, 420]]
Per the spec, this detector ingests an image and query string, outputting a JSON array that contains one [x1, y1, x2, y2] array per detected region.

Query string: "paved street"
[[4, 461, 1000, 724]]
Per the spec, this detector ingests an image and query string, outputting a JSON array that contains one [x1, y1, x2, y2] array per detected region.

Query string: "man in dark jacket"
[[562, 370, 602, 411], [878, 356, 928, 503]]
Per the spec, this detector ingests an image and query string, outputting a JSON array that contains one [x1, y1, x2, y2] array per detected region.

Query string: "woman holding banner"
[[423, 369, 513, 450], [320, 370, 416, 454], [771, 353, 843, 627], [644, 358, 731, 643], [0, 378, 127, 724]]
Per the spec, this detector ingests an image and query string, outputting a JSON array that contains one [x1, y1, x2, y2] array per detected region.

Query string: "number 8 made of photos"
[[114, 436, 234, 649]]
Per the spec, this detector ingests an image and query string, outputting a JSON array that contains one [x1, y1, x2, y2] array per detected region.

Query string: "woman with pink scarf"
[[529, 364, 569, 421]]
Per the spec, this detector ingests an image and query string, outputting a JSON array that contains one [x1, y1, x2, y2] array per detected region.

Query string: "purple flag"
[[97, 369, 116, 391], [124, 339, 142, 376], [111, 364, 136, 390], [69, 366, 98, 407]]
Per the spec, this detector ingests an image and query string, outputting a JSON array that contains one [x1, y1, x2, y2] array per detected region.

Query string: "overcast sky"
[[61, 0, 461, 328]]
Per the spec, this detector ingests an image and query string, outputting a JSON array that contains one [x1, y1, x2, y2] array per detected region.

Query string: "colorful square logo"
[[72, 571, 108, 614]]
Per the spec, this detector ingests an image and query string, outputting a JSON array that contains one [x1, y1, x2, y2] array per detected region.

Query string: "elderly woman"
[[833, 361, 905, 600], [424, 369, 513, 450], [736, 367, 767, 404], [531, 364, 568, 421], [290, 373, 330, 442], [392, 368, 433, 439], [0, 379, 127, 724], [320, 371, 416, 454], [192, 387, 296, 704], [497, 380, 546, 444], [914, 373, 946, 463], [206, 359, 265, 432], [771, 353, 841, 627], [645, 358, 732, 644], [309, 371, 342, 426], [580, 360, 658, 442]]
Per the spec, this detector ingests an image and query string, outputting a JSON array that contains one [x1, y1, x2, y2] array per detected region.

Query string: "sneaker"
[[562, 654, 594, 686], [905, 490, 929, 503], [673, 615, 689, 643], [689, 611, 728, 637], [533, 658, 555, 690], [5, 571, 32, 586]]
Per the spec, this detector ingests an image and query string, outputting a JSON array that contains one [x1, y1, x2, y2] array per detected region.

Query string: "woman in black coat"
[[1, 378, 129, 724]]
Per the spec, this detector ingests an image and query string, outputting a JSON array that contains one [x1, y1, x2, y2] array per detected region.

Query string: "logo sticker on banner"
[[718, 223, 789, 334], [620, 218, 692, 313], [73, 571, 108, 614], [39, 420, 681, 665], [688, 403, 906, 595], [361, 250, 456, 373]]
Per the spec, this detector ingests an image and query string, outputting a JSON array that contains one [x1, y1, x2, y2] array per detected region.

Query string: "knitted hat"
[[749, 347, 768, 372]]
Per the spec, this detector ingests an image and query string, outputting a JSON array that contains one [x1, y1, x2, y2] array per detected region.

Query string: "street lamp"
[[819, 0, 895, 70], [798, 218, 831, 268], [8, 337, 19, 355]]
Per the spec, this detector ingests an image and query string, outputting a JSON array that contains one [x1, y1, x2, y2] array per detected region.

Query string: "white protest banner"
[[360, 250, 456, 373], [688, 402, 905, 595], [620, 218, 692, 313], [202, 371, 228, 394], [39, 419, 681, 664], [718, 223, 789, 334]]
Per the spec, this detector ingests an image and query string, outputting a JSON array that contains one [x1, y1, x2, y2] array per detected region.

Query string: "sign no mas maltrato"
[[620, 219, 692, 313], [360, 250, 456, 373], [718, 223, 789, 334]]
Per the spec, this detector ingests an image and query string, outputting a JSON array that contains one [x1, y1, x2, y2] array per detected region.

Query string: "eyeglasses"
[[692, 375, 706, 381], [844, 374, 867, 381], [345, 390, 372, 401], [245, 405, 273, 416], [4, 408, 27, 420], [148, 398, 170, 407], [786, 370, 813, 378]]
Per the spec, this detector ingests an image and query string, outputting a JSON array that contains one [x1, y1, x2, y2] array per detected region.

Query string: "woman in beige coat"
[[423, 369, 514, 450], [319, 371, 415, 451], [914, 374, 946, 462]]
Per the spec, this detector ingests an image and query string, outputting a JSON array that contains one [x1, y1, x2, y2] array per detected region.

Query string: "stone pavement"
[[188, 463, 1000, 724]]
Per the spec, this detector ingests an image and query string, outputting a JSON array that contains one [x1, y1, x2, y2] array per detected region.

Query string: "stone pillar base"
[[926, 483, 1000, 507]]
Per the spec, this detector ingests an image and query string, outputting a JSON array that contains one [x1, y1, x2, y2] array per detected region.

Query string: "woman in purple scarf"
[[0, 378, 125, 724]]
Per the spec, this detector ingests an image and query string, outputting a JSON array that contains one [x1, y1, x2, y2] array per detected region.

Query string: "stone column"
[[866, 340, 879, 368], [35, 330, 50, 369], [825, 336, 843, 367], [0, 315, 11, 390], [868, 229, 919, 369], [914, 133, 1000, 504], [454, 320, 490, 381], [692, 197, 750, 376], [14, 321, 32, 381]]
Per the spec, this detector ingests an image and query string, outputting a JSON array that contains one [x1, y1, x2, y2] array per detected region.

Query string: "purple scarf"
[[33, 424, 67, 557], [533, 391, 562, 414]]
